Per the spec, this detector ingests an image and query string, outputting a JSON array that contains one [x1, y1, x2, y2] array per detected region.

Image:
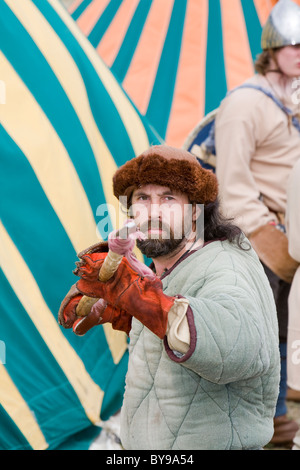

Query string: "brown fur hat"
[[113, 145, 218, 206]]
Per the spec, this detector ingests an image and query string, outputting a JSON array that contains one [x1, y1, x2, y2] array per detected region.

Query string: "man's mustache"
[[138, 220, 172, 238]]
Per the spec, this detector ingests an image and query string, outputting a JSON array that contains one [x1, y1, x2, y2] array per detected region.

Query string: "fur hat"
[[113, 145, 218, 206]]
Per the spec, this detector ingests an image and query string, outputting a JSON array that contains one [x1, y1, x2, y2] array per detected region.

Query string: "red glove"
[[73, 299, 132, 336], [58, 283, 132, 335], [58, 284, 82, 328], [74, 251, 176, 339]]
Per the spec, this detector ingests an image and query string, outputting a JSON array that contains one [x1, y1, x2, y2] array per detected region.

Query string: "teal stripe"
[[205, 0, 227, 114], [80, 326, 128, 421], [53, 425, 101, 450], [88, 0, 123, 48], [32, 0, 160, 164], [0, 405, 32, 450], [0, 1, 109, 230], [0, 124, 77, 313], [241, 0, 263, 61], [71, 0, 93, 20], [0, 1, 131, 450], [111, 0, 153, 82], [0, 269, 92, 449], [0, 124, 128, 435], [146, 0, 187, 139], [0, 123, 126, 380]]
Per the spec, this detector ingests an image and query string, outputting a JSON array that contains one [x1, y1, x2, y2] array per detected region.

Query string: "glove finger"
[[73, 252, 107, 280], [58, 294, 82, 328], [73, 298, 108, 335]]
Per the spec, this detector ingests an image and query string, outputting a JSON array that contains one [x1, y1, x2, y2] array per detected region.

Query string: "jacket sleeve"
[[165, 250, 278, 384]]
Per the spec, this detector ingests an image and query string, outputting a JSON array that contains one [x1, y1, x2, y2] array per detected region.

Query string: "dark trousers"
[[262, 264, 291, 416], [262, 264, 291, 343]]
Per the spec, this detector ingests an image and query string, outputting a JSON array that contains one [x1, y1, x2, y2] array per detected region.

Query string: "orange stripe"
[[165, 0, 208, 147], [253, 0, 273, 25], [77, 0, 110, 36], [68, 0, 84, 14], [220, 0, 254, 91], [122, 0, 174, 114], [96, 0, 139, 67], [253, 0, 300, 26]]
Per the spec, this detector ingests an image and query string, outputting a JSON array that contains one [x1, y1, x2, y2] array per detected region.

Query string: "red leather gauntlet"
[[58, 283, 132, 335], [75, 252, 175, 339], [73, 298, 132, 336]]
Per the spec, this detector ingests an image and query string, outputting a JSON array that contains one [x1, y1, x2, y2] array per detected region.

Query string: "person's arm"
[[215, 92, 298, 282], [215, 92, 275, 235], [59, 249, 192, 343]]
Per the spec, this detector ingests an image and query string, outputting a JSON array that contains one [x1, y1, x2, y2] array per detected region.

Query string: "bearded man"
[[59, 145, 280, 450]]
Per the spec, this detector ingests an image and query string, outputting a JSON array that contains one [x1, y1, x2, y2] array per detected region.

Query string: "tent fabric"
[[0, 0, 160, 450], [69, 0, 300, 148]]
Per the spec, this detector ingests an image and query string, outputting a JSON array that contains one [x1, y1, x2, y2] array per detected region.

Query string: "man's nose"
[[150, 203, 162, 219]]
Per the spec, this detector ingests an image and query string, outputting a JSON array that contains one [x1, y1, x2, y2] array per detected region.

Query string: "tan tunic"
[[215, 74, 300, 236], [286, 158, 300, 391]]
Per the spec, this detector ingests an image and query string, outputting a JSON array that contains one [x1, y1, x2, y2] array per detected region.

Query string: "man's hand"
[[73, 298, 132, 336], [58, 284, 83, 328], [58, 283, 132, 335], [75, 253, 176, 339]]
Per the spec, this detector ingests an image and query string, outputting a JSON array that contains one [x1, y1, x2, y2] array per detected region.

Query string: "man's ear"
[[192, 203, 202, 222]]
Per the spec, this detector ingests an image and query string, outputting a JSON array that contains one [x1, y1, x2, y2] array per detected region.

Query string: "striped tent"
[[0, 0, 161, 450], [68, 0, 300, 148]]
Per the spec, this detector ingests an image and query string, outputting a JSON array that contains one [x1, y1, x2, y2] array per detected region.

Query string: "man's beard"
[[136, 237, 184, 258], [136, 220, 186, 258]]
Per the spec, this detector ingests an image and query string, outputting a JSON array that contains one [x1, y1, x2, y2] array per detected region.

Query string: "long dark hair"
[[202, 198, 250, 250]]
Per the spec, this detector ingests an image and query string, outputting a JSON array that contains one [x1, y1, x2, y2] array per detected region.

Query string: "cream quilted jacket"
[[120, 239, 280, 450]]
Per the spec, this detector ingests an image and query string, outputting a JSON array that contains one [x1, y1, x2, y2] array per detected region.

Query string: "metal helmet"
[[261, 0, 300, 50]]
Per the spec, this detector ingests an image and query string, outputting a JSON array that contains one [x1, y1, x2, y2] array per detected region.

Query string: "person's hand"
[[58, 284, 83, 328], [75, 254, 176, 339], [73, 298, 132, 336], [249, 223, 299, 283], [58, 284, 132, 335]]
